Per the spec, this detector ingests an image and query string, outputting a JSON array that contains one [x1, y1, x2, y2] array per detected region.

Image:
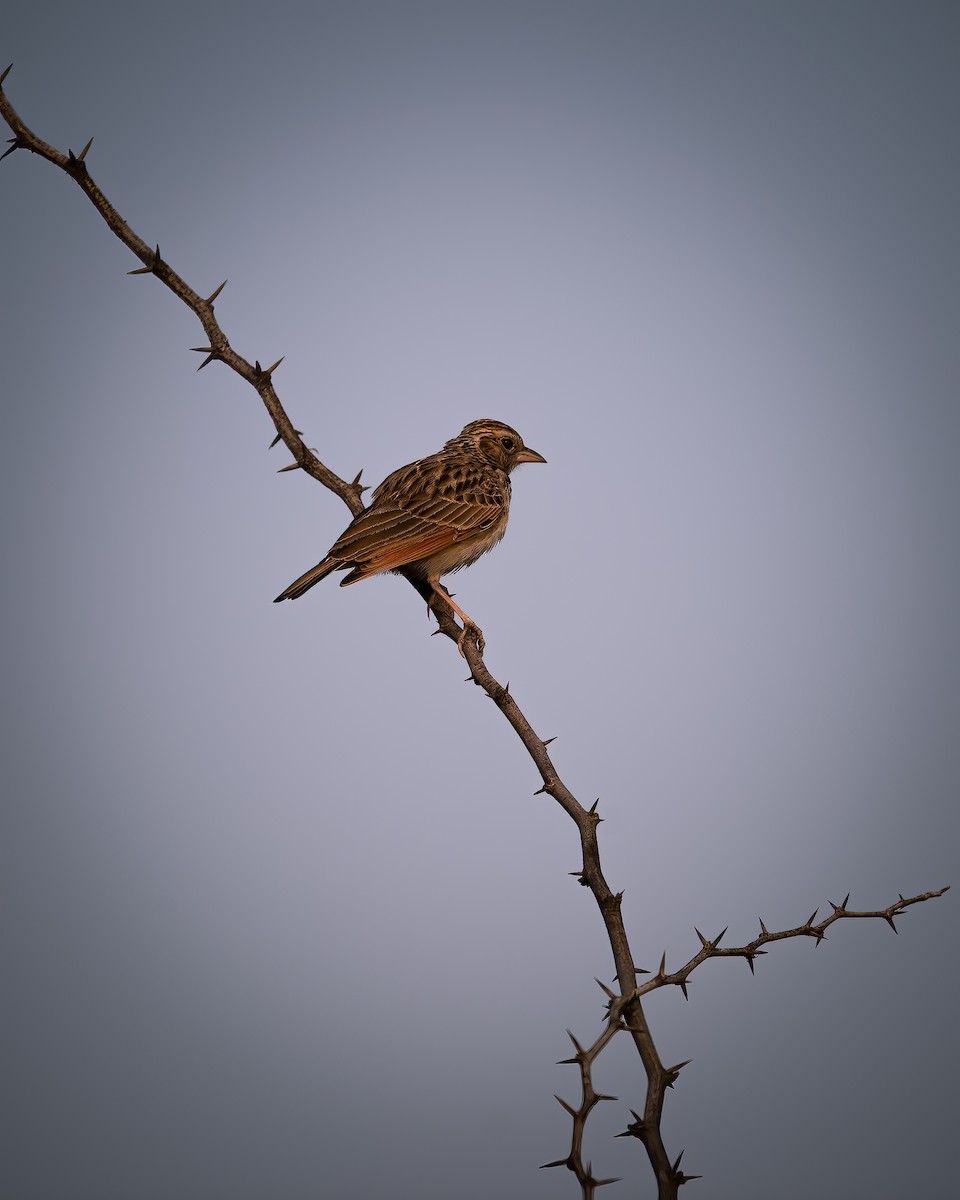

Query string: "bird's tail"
[[273, 558, 339, 602]]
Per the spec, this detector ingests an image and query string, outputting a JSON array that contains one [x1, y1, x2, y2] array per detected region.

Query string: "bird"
[[274, 419, 546, 652]]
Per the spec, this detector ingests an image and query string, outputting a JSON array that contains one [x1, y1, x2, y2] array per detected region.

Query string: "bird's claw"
[[457, 622, 485, 657]]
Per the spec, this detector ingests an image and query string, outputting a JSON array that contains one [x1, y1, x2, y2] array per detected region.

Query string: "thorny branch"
[[1, 66, 948, 1199]]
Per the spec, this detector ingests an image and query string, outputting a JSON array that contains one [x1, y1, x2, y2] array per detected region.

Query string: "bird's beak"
[[516, 446, 547, 465]]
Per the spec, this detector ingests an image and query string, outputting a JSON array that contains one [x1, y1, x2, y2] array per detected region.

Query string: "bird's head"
[[458, 419, 547, 473]]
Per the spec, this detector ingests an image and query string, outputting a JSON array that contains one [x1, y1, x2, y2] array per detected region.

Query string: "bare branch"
[[637, 888, 950, 999], [0, 71, 363, 515]]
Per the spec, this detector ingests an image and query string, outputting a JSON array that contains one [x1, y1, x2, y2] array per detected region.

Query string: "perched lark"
[[274, 419, 546, 652]]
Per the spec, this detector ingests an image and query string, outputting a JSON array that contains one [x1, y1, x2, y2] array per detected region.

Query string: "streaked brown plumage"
[[274, 419, 546, 651]]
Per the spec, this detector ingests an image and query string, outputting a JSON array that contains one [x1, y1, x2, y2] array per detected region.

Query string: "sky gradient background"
[[2, 4, 957, 1198]]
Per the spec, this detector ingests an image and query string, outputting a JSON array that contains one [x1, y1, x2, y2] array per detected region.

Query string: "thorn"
[[596, 1093, 618, 1103], [128, 245, 161, 275], [261, 356, 285, 377], [663, 1059, 691, 1087], [658, 951, 667, 977], [0, 137, 20, 161], [542, 735, 556, 746], [634, 966, 650, 975], [745, 953, 756, 975], [77, 136, 93, 162], [276, 461, 302, 473], [594, 977, 616, 999], [884, 915, 898, 934], [197, 352, 219, 371], [503, 681, 510, 695], [842, 892, 850, 909], [593, 1176, 622, 1188], [533, 785, 547, 795], [759, 917, 769, 936], [565, 1029, 585, 1056], [275, 429, 302, 446], [714, 927, 727, 947], [190, 346, 214, 354], [351, 469, 364, 488], [553, 1094, 576, 1117], [805, 908, 819, 927], [673, 1149, 703, 1184], [616, 1109, 647, 1140], [539, 1158, 570, 1170], [0, 63, 12, 85], [429, 628, 443, 637], [206, 279, 227, 304], [695, 927, 708, 948], [556, 1056, 579, 1065], [679, 979, 689, 1000], [589, 798, 599, 813]]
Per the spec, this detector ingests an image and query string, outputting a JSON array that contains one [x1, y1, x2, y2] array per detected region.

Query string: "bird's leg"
[[428, 579, 484, 656]]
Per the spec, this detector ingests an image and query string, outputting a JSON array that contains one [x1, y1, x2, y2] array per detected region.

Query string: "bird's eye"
[[500, 436, 515, 450]]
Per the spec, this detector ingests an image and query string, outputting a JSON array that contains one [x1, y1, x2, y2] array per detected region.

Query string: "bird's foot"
[[457, 621, 485, 658]]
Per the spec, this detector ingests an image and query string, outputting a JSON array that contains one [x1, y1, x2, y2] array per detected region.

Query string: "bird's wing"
[[329, 455, 507, 577]]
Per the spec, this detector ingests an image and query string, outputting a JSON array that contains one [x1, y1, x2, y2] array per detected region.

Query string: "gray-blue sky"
[[2, 4, 957, 1198]]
